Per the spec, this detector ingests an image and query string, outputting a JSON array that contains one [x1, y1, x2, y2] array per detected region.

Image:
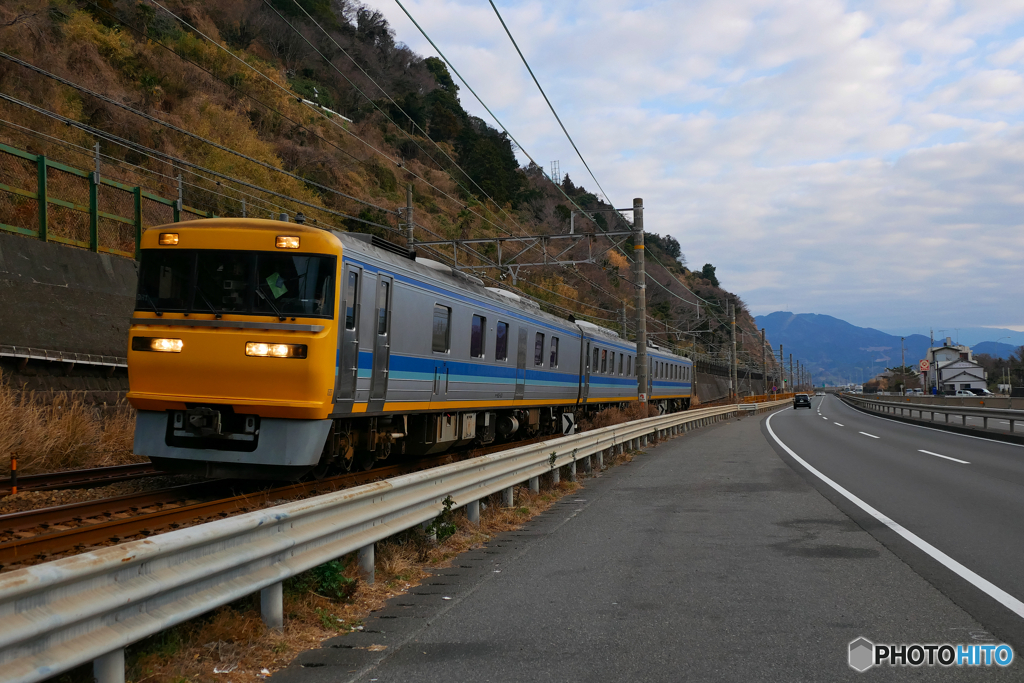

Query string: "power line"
[[0, 93, 398, 232], [0, 51, 393, 216], [486, 0, 614, 207]]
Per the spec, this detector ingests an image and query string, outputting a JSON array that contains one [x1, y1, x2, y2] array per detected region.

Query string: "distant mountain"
[[879, 326, 1024, 348], [755, 312, 934, 386], [973, 341, 1018, 360]]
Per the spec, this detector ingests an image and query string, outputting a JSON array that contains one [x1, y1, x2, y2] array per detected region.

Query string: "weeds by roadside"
[[0, 371, 141, 477]]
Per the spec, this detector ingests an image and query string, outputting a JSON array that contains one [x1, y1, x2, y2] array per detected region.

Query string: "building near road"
[[923, 337, 988, 393]]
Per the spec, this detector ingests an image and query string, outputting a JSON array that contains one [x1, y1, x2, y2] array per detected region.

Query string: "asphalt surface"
[[769, 394, 1024, 649], [275, 403, 1020, 682]]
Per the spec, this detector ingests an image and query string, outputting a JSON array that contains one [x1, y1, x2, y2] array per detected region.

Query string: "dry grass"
[[49, 479, 588, 682], [0, 372, 141, 476], [579, 402, 660, 431]]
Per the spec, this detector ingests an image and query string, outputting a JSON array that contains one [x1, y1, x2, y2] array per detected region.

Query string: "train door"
[[581, 340, 591, 403], [514, 327, 527, 400], [367, 275, 393, 412], [334, 263, 362, 411], [648, 357, 654, 396]]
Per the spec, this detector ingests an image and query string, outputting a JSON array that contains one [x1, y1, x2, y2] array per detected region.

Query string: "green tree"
[[701, 263, 719, 287]]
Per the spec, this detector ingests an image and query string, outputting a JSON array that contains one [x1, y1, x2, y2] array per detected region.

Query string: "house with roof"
[[923, 337, 987, 392]]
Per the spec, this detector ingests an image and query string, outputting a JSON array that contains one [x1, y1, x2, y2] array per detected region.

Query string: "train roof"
[[333, 231, 579, 333]]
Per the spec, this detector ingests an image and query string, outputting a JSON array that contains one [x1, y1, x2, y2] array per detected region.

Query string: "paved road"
[[275, 407, 1018, 682], [769, 394, 1024, 648]]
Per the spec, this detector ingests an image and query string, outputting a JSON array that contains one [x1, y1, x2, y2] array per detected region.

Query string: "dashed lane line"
[[834, 423, 844, 427], [765, 412, 1024, 620], [919, 449, 970, 464], [860, 431, 880, 439]]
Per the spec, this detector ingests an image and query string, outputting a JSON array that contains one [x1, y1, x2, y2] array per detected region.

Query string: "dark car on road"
[[793, 393, 812, 409]]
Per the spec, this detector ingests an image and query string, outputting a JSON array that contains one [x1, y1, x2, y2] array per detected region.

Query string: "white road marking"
[[822, 416, 828, 420], [860, 431, 880, 439], [766, 412, 1024, 620], [919, 449, 969, 464], [844, 403, 1024, 449], [834, 423, 844, 427]]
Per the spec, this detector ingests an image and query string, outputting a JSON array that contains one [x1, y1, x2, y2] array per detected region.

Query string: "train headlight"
[[245, 342, 307, 359], [132, 337, 183, 353], [276, 235, 300, 249], [158, 233, 179, 245]]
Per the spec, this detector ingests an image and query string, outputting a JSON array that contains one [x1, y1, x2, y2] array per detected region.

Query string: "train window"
[[255, 253, 336, 317], [534, 332, 545, 365], [345, 271, 358, 329], [196, 251, 251, 313], [432, 305, 451, 353], [377, 281, 390, 335], [495, 322, 509, 361], [627, 356, 632, 376], [601, 349, 607, 373], [619, 354, 623, 375], [550, 337, 559, 367], [471, 315, 485, 358], [137, 249, 192, 312], [593, 348, 599, 372]]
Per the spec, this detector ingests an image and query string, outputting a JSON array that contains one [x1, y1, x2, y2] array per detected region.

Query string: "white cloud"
[[361, 0, 1024, 331]]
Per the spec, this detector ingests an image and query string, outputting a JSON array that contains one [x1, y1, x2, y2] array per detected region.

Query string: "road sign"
[[561, 413, 576, 436], [919, 359, 930, 372]]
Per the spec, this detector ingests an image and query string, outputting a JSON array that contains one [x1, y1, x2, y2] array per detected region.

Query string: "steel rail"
[[0, 463, 157, 495], [0, 400, 787, 682]]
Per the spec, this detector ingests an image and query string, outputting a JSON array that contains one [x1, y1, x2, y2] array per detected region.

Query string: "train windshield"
[[137, 249, 336, 318]]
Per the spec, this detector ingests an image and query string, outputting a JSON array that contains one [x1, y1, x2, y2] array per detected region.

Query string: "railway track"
[[0, 462, 158, 495], [0, 435, 553, 571]]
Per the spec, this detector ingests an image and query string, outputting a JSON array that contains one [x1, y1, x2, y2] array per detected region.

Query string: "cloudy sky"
[[362, 0, 1024, 333]]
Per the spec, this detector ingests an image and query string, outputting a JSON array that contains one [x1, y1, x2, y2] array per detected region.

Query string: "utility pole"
[[620, 303, 628, 340], [730, 302, 738, 401], [406, 184, 415, 249], [901, 336, 906, 394], [779, 344, 784, 392], [760, 329, 766, 396], [633, 198, 648, 405], [790, 354, 794, 393]]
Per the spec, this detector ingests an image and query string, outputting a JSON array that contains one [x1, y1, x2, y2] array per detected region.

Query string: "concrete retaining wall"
[[0, 232, 136, 357]]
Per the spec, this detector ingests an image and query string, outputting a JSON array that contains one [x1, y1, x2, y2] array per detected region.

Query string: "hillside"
[[0, 0, 769, 369]]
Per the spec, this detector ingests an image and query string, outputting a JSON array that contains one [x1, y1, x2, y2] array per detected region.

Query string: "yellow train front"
[[128, 219, 340, 479]]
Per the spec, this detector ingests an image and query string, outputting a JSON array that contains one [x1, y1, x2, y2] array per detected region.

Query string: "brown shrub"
[[0, 372, 142, 476]]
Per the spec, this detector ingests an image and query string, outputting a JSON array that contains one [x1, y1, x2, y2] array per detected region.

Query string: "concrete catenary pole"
[[730, 302, 737, 401], [760, 328, 766, 395], [790, 354, 794, 392], [406, 184, 415, 249], [779, 344, 784, 391], [633, 198, 648, 405]]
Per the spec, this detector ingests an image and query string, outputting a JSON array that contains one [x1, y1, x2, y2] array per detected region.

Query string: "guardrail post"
[[597, 449, 604, 470], [568, 460, 577, 482], [582, 456, 592, 474], [358, 543, 375, 584], [551, 466, 560, 485], [466, 500, 480, 525], [983, 416, 988, 429], [528, 476, 539, 493], [1011, 420, 1016, 433], [962, 415, 967, 426], [502, 486, 514, 507], [94, 647, 124, 683], [261, 582, 283, 630]]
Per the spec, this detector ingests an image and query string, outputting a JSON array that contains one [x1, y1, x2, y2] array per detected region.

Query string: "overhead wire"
[[0, 93, 399, 232], [0, 51, 392, 215]]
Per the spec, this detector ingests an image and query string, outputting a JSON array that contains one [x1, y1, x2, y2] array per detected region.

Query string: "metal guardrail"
[[842, 394, 1021, 432], [856, 392, 1022, 410], [0, 399, 788, 682], [0, 345, 127, 369]]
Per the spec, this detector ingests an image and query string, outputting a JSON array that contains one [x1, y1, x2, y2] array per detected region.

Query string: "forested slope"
[[0, 0, 767, 365]]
